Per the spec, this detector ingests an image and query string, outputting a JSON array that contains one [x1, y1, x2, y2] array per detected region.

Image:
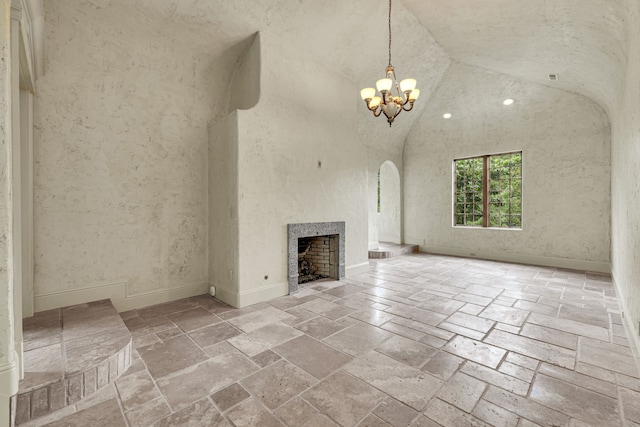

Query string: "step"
[[368, 242, 419, 259], [13, 299, 132, 425]]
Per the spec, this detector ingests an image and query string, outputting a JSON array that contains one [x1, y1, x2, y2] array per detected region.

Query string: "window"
[[454, 152, 522, 228], [377, 169, 381, 213]]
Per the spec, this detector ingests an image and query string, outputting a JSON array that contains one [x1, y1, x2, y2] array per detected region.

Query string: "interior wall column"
[[0, 1, 21, 425]]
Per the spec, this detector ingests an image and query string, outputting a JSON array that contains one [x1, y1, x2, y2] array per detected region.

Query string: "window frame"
[[452, 151, 523, 230]]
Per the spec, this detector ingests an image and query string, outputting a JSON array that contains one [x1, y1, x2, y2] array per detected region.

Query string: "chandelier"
[[360, 0, 420, 127]]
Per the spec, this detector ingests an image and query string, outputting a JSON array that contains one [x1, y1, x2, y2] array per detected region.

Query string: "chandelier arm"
[[372, 108, 383, 117], [402, 101, 415, 112]]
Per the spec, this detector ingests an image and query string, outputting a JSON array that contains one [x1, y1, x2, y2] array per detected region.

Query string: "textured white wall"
[[611, 0, 640, 344], [378, 161, 401, 244], [0, 0, 14, 366], [232, 31, 369, 306], [404, 62, 611, 270], [32, 1, 234, 301], [209, 113, 239, 302]]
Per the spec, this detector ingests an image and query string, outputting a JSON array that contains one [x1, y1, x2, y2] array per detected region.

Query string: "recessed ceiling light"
[[503, 98, 515, 106], [443, 113, 452, 119]]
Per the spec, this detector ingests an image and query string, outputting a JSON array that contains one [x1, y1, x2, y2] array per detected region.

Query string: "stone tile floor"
[[23, 253, 640, 426]]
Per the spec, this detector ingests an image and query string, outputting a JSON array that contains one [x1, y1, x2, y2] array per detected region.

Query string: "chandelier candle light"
[[360, 0, 420, 126]]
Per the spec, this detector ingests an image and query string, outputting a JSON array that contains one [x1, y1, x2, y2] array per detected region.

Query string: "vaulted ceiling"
[[51, 0, 629, 136]]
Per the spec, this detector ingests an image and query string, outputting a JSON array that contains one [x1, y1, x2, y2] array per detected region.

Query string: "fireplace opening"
[[297, 235, 338, 285]]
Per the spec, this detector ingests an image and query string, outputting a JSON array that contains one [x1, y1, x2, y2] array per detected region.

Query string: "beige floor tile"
[[436, 372, 486, 412], [225, 398, 285, 427], [298, 298, 356, 320], [498, 360, 535, 383], [137, 334, 208, 379], [344, 350, 442, 411], [374, 335, 436, 368], [241, 360, 316, 410], [528, 312, 609, 341], [485, 329, 576, 369], [620, 387, 640, 424], [479, 303, 530, 326], [156, 351, 258, 410], [227, 322, 303, 357], [417, 295, 466, 316], [472, 400, 519, 427], [538, 363, 618, 398], [513, 300, 559, 316], [505, 352, 539, 370], [530, 374, 620, 426], [424, 398, 491, 427], [484, 385, 570, 426], [384, 304, 448, 326], [323, 322, 393, 357], [444, 335, 507, 369], [115, 369, 162, 411], [47, 399, 127, 427], [454, 292, 494, 307], [465, 284, 503, 299], [303, 413, 341, 426], [210, 382, 250, 412], [358, 414, 393, 426], [421, 350, 465, 381], [125, 397, 171, 427], [349, 308, 397, 326], [227, 306, 297, 332], [373, 398, 419, 427], [461, 361, 530, 396], [273, 397, 320, 427], [579, 342, 639, 377], [438, 322, 487, 340], [294, 316, 347, 339], [188, 321, 242, 348], [152, 398, 230, 427], [558, 304, 609, 328], [273, 335, 352, 379], [167, 307, 221, 332], [446, 312, 495, 333], [251, 349, 282, 367], [303, 370, 385, 427], [380, 321, 426, 341], [519, 323, 578, 350]]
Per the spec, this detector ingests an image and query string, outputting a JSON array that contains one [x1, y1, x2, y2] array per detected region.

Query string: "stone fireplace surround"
[[287, 222, 345, 294]]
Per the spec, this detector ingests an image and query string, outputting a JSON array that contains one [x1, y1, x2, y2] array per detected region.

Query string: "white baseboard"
[[34, 281, 209, 313], [0, 351, 19, 425], [346, 262, 370, 276], [611, 269, 640, 376], [422, 245, 610, 273], [212, 282, 287, 309]]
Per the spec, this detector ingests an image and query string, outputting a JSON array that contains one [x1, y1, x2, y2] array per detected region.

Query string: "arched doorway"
[[377, 160, 401, 244]]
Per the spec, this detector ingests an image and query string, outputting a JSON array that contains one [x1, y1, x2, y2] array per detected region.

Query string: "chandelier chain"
[[388, 0, 392, 66]]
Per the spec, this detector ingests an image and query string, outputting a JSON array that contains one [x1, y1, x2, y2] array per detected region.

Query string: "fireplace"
[[287, 222, 345, 294], [298, 235, 338, 284]]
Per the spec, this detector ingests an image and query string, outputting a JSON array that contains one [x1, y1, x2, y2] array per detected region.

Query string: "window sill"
[[452, 226, 522, 231]]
